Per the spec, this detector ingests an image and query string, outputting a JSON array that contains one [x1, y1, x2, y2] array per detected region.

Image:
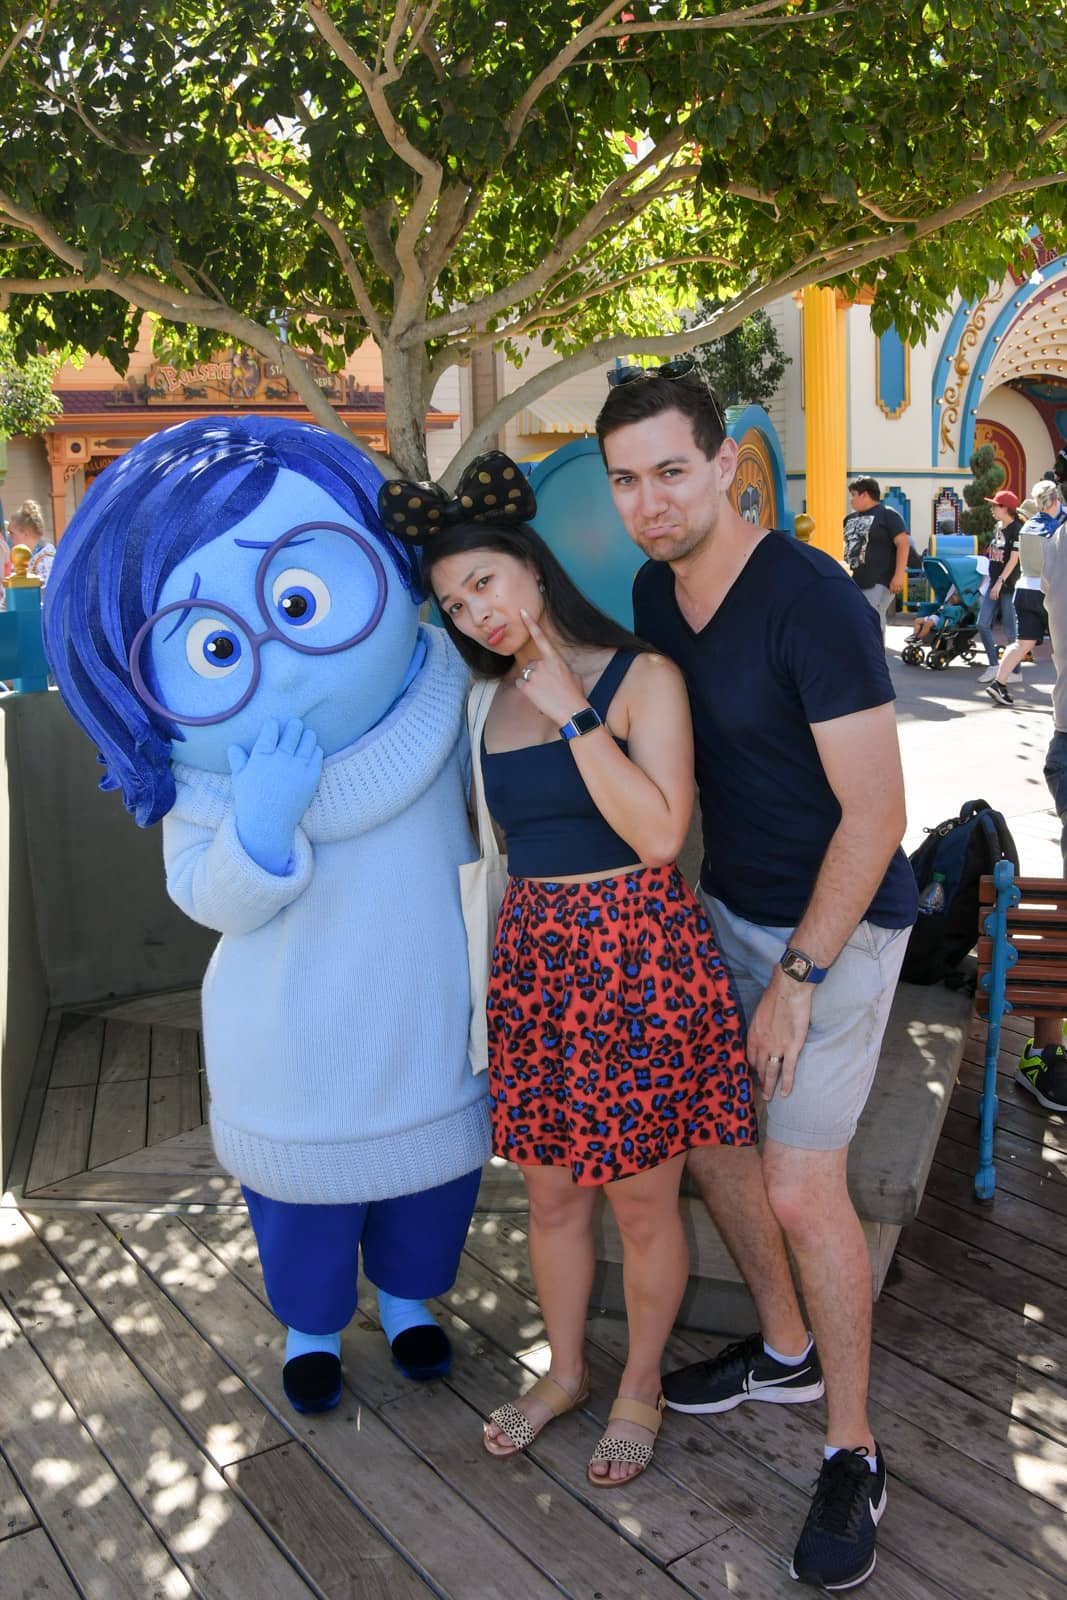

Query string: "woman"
[[405, 458, 755, 1486]]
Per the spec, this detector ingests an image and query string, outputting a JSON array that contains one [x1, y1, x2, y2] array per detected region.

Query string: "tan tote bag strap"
[[466, 678, 503, 860]]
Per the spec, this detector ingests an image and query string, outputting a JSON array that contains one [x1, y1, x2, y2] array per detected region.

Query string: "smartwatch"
[[779, 946, 829, 984], [559, 706, 604, 741]]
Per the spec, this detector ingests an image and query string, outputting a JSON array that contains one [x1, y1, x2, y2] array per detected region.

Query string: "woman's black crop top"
[[481, 650, 640, 878]]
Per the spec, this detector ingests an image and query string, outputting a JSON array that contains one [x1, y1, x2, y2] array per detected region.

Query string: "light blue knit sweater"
[[163, 627, 490, 1204]]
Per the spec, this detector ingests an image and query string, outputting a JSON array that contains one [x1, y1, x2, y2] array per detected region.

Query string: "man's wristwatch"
[[779, 946, 829, 984], [560, 706, 604, 741]]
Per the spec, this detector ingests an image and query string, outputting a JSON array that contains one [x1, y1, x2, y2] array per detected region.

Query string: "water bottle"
[[917, 872, 946, 915]]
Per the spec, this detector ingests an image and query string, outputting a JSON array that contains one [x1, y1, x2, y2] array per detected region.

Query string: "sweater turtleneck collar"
[[169, 626, 469, 842]]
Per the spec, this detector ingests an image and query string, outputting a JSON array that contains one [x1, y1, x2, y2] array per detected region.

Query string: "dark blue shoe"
[[282, 1351, 343, 1414], [790, 1445, 886, 1590], [390, 1323, 452, 1381]]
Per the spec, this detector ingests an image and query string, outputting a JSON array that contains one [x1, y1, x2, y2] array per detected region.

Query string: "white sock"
[[824, 1443, 880, 1472], [763, 1335, 813, 1366]]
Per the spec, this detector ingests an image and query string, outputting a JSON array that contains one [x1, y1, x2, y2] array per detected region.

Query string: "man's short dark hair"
[[848, 477, 881, 501], [595, 373, 726, 462]]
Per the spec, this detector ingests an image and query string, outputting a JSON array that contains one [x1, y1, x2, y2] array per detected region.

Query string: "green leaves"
[[0, 0, 1064, 474]]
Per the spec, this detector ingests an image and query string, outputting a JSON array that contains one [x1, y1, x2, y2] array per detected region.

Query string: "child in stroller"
[[900, 554, 982, 670]]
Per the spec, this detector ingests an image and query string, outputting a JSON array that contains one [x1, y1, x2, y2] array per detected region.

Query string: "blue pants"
[[243, 1167, 482, 1334], [978, 587, 1018, 666], [1044, 730, 1067, 876]]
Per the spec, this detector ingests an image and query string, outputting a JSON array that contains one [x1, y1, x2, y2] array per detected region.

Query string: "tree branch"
[[399, 124, 688, 347], [0, 14, 40, 77], [596, 1, 855, 36], [505, 0, 632, 152], [233, 161, 384, 337]]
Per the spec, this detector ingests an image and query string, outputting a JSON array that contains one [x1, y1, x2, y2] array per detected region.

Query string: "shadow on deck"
[[1, 997, 1066, 1598]]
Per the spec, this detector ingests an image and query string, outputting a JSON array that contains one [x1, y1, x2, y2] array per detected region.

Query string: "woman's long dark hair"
[[421, 519, 650, 678]]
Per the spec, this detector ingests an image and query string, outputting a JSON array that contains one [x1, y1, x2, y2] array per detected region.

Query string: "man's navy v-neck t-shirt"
[[632, 531, 917, 930]]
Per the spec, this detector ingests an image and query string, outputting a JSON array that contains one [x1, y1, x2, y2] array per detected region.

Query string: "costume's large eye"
[[272, 567, 331, 628], [185, 617, 244, 677]]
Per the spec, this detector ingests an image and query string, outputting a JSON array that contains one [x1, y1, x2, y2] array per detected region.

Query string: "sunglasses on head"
[[606, 358, 726, 434]]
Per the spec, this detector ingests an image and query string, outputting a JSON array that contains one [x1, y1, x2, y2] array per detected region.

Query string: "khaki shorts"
[[698, 890, 909, 1151]]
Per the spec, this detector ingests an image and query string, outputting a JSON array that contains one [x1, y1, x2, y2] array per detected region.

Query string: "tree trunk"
[[380, 338, 430, 480]]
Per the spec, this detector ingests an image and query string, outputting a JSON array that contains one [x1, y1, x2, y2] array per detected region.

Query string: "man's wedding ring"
[[767, 1054, 783, 1066]]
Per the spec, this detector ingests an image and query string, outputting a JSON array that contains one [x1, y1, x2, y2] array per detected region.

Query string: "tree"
[[0, 329, 61, 438], [960, 443, 1005, 549], [0, 3, 1065, 482], [688, 306, 789, 410]]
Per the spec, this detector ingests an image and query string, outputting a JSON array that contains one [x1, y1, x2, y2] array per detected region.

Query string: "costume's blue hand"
[[228, 717, 324, 875]]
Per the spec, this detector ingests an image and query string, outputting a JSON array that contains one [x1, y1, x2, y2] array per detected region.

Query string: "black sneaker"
[[791, 1445, 887, 1591], [1017, 1043, 1067, 1112], [662, 1330, 825, 1414], [984, 680, 1013, 706]]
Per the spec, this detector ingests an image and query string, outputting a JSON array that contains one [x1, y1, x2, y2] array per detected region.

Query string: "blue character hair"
[[43, 415, 421, 828]]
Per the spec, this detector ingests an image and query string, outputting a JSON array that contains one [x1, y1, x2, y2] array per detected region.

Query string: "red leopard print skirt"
[[486, 865, 755, 1185]]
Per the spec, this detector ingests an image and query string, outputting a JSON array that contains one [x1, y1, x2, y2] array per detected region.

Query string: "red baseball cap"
[[985, 489, 1019, 509]]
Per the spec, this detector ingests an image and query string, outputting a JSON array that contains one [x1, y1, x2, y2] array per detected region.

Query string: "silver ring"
[[521, 665, 534, 681], [767, 1054, 783, 1066]]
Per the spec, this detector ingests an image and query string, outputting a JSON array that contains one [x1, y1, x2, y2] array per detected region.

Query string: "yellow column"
[[802, 286, 848, 561]]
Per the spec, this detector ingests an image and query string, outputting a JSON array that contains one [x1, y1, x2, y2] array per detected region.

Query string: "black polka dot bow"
[[378, 451, 538, 544]]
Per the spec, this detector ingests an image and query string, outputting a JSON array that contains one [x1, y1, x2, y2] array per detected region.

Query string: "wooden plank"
[[48, 1012, 104, 1089], [0, 1212, 315, 1600], [886, 1253, 1067, 1389], [92, 988, 202, 1030], [462, 1219, 1064, 1600], [935, 1131, 1067, 1219], [917, 1188, 1067, 1294], [23, 1086, 96, 1193], [669, 1527, 953, 1600], [149, 1024, 200, 1079], [867, 1341, 1067, 1516], [191, 1208, 715, 1588], [874, 1293, 1067, 1451], [87, 1078, 148, 1169], [952, 1081, 1067, 1151], [98, 1018, 150, 1084], [3, 1012, 62, 1200], [113, 1211, 565, 1600], [0, 1301, 194, 1600], [89, 1123, 218, 1174], [147, 1073, 203, 1146], [941, 1107, 1067, 1183], [225, 1443, 435, 1599], [594, 1320, 1048, 1600], [0, 1528, 81, 1597], [27, 1167, 241, 1205], [924, 1161, 1067, 1285], [30, 1210, 290, 1470], [0, 1452, 37, 1542]]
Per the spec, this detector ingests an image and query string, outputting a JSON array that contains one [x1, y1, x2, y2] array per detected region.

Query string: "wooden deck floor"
[[2, 996, 1067, 1599]]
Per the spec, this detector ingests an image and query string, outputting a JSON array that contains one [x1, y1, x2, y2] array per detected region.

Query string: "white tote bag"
[[460, 678, 509, 1074]]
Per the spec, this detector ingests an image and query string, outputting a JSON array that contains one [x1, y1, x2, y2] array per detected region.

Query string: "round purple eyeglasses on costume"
[[128, 520, 388, 726]]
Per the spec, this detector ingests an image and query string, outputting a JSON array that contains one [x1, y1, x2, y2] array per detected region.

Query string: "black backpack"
[[901, 799, 1020, 985]]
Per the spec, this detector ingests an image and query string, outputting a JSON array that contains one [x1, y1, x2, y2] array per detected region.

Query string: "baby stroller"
[[900, 554, 983, 670]]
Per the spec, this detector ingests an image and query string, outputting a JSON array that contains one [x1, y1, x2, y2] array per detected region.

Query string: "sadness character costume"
[[44, 416, 489, 1412]]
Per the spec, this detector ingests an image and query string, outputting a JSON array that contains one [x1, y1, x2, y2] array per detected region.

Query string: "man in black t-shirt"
[[596, 368, 915, 1593], [842, 477, 910, 640], [977, 489, 1022, 682]]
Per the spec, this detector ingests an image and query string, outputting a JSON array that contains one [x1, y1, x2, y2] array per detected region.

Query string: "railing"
[[0, 550, 48, 692]]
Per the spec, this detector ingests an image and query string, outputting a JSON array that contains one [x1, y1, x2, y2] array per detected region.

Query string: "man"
[[977, 490, 1022, 685], [1013, 488, 1067, 1113], [596, 367, 916, 1593], [985, 479, 1066, 707], [841, 477, 911, 638]]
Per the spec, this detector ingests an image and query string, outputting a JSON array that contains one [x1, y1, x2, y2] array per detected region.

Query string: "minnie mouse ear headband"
[[377, 450, 537, 545]]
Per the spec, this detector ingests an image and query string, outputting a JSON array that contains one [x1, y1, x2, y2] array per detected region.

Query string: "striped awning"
[[517, 396, 596, 435]]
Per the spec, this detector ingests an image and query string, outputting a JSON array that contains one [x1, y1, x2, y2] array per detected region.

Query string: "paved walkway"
[[888, 612, 1061, 875]]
